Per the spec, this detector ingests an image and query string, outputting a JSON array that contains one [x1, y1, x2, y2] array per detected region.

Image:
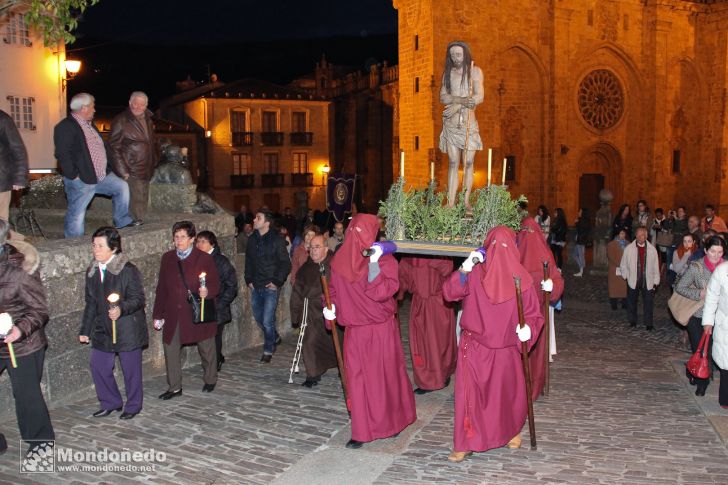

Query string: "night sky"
[[68, 0, 398, 106]]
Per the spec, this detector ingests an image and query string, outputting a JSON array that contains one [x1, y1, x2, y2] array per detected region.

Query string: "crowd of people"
[[4, 91, 728, 460]]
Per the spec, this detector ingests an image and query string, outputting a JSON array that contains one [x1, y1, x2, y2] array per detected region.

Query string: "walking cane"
[[288, 298, 309, 384], [514, 275, 537, 450], [319, 263, 348, 408], [542, 261, 551, 396]]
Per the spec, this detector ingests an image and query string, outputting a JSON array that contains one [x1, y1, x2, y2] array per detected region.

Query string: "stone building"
[[160, 79, 332, 214], [394, 0, 728, 219], [290, 56, 399, 214]]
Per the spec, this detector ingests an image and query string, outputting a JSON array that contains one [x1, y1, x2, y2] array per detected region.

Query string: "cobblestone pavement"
[[0, 270, 726, 484]]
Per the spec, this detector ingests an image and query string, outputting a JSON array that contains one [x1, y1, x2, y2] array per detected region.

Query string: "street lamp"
[[62, 59, 81, 91], [321, 163, 330, 185]]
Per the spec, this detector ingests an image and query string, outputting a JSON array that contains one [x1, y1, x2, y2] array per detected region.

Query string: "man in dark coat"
[[0, 219, 54, 457], [290, 235, 342, 387], [109, 91, 156, 223], [0, 109, 28, 236], [245, 208, 291, 363], [53, 92, 136, 238], [80, 226, 147, 419], [153, 221, 220, 398], [196, 230, 238, 372]]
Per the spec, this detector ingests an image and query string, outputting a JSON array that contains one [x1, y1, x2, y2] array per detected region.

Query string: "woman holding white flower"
[[79, 226, 147, 420]]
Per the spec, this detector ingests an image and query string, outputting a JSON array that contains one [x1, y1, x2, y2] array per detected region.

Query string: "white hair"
[[69, 93, 94, 112], [129, 91, 148, 104]]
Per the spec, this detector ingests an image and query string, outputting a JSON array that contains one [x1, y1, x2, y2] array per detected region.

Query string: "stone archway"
[[577, 143, 623, 216]]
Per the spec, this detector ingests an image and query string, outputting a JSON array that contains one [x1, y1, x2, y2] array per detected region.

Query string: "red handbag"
[[687, 332, 711, 380]]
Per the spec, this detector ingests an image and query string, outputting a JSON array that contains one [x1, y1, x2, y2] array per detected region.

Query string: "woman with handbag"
[[675, 236, 726, 396], [572, 207, 592, 277], [607, 229, 629, 310], [80, 227, 148, 419], [702, 250, 728, 408], [153, 221, 220, 399]]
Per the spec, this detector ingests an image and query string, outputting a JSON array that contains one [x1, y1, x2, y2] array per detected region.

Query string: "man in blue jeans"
[[245, 208, 291, 362], [54, 93, 139, 238]]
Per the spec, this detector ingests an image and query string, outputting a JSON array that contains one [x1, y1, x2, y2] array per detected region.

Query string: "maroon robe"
[[517, 217, 565, 399], [329, 254, 417, 442], [399, 256, 456, 390], [153, 248, 221, 345], [442, 266, 544, 452]]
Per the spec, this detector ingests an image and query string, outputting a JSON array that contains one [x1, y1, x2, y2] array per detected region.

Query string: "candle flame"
[[0, 312, 12, 334], [107, 293, 120, 303], [199, 272, 207, 278]]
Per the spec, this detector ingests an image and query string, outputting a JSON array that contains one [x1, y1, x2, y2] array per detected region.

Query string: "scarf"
[[176, 246, 193, 260], [676, 244, 692, 260], [617, 238, 628, 249], [704, 255, 720, 273]]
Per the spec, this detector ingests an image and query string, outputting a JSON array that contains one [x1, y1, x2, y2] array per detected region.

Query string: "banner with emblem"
[[326, 173, 356, 222]]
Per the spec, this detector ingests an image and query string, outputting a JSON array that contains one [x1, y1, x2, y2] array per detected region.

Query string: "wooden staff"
[[542, 261, 551, 397], [319, 263, 348, 407], [514, 275, 537, 450]]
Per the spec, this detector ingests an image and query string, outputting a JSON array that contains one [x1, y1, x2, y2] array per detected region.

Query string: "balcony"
[[261, 132, 284, 146], [231, 132, 253, 146], [261, 173, 284, 187], [230, 174, 255, 189], [290, 173, 313, 186], [290, 132, 313, 146]]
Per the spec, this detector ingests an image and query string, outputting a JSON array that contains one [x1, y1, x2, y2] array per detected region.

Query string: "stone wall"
[[0, 213, 292, 410]]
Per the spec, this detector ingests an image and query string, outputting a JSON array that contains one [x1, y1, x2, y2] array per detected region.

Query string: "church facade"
[[394, 0, 728, 218]]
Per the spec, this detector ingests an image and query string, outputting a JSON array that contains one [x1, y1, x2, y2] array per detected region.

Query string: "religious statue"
[[150, 143, 193, 185], [439, 41, 484, 208]]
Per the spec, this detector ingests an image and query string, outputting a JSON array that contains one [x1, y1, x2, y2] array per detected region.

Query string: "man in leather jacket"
[[0, 109, 28, 237], [109, 91, 156, 223]]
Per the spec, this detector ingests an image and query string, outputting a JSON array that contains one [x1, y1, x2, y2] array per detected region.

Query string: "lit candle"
[[0, 313, 16, 368], [107, 293, 120, 344], [199, 273, 207, 321], [400, 151, 405, 178], [487, 148, 492, 186], [430, 160, 435, 181], [502, 158, 507, 185]]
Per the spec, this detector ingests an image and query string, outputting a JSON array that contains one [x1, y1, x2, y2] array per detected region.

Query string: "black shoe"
[[260, 354, 272, 363], [345, 439, 363, 449], [130, 219, 143, 227], [93, 407, 122, 417], [414, 388, 433, 395], [696, 387, 707, 397], [301, 379, 318, 388], [119, 411, 138, 420], [275, 336, 282, 346], [202, 383, 216, 393], [217, 355, 225, 372], [629, 321, 637, 328], [646, 326, 654, 331], [0, 433, 7, 455], [686, 367, 697, 386], [158, 389, 182, 400]]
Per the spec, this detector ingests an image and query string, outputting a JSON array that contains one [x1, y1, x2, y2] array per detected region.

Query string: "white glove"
[[153, 319, 165, 330], [541, 279, 553, 292], [323, 304, 336, 321], [369, 245, 384, 263], [461, 250, 484, 273], [516, 324, 531, 342]]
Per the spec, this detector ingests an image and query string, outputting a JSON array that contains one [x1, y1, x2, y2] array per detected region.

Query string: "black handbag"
[[177, 261, 217, 324]]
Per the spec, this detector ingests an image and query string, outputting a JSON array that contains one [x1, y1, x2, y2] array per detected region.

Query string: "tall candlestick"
[[400, 151, 405, 178], [430, 161, 434, 181], [502, 158, 507, 185], [107, 293, 120, 344], [487, 148, 492, 186], [199, 273, 207, 321]]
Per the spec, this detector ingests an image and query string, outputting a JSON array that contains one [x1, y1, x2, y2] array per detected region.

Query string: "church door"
[[579, 173, 604, 217]]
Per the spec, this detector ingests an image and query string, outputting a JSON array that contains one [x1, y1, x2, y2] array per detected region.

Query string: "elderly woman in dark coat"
[[196, 230, 238, 372], [153, 221, 220, 399], [80, 226, 147, 419]]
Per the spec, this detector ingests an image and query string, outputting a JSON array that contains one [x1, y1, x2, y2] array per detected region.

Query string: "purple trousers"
[[90, 348, 143, 413]]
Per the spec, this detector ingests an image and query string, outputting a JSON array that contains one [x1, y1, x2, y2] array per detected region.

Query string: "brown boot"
[[506, 433, 522, 449], [447, 450, 472, 462]]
